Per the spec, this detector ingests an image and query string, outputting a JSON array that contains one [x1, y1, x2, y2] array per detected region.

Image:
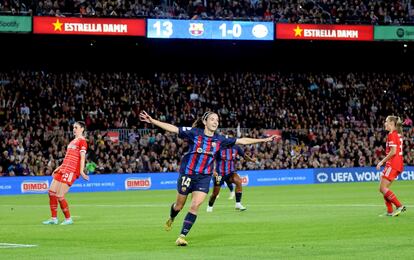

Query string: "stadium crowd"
[[0, 70, 413, 176], [0, 0, 413, 24]]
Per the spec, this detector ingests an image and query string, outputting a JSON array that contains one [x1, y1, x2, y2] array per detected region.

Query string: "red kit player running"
[[43, 121, 89, 225], [376, 116, 406, 217]]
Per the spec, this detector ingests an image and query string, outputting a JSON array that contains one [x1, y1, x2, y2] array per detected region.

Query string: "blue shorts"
[[177, 174, 212, 195], [213, 172, 235, 187]]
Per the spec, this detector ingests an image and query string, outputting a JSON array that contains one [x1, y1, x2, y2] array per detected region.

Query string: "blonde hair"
[[387, 115, 403, 134]]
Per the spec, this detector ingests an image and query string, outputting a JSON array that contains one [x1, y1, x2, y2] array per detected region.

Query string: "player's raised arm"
[[235, 135, 276, 145], [139, 110, 179, 134]]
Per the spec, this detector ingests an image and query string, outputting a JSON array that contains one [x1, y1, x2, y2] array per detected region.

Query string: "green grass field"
[[1, 181, 413, 259]]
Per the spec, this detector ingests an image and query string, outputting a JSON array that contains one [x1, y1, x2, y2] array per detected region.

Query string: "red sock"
[[58, 197, 71, 219], [383, 196, 393, 213], [48, 191, 58, 218], [384, 190, 402, 208]]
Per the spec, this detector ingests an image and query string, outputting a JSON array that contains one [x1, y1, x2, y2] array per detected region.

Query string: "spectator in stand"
[[28, 0, 412, 25], [0, 71, 414, 174], [86, 160, 97, 175]]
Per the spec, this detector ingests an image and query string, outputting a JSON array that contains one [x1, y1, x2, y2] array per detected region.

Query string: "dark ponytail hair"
[[192, 111, 216, 128], [387, 115, 403, 134]]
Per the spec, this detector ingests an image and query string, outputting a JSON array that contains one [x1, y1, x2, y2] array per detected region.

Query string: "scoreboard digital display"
[[147, 19, 274, 41]]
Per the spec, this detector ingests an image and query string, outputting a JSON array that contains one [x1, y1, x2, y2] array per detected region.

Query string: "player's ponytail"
[[396, 116, 403, 134], [387, 116, 403, 134], [191, 118, 203, 128], [192, 111, 214, 128]]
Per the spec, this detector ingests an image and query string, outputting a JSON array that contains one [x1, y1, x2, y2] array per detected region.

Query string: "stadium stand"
[[0, 71, 413, 175]]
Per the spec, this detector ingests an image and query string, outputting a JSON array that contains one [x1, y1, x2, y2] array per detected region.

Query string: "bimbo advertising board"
[[1, 167, 413, 195]]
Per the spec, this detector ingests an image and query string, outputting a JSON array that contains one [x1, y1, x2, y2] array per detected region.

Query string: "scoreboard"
[[147, 19, 274, 41]]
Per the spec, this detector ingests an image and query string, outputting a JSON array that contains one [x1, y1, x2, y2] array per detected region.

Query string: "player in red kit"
[[376, 116, 406, 217], [43, 121, 89, 225]]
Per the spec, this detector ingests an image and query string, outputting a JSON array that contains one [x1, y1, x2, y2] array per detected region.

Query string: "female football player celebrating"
[[139, 110, 275, 246]]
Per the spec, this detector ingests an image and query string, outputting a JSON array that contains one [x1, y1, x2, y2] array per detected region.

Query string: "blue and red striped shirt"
[[215, 145, 245, 176], [178, 127, 236, 175]]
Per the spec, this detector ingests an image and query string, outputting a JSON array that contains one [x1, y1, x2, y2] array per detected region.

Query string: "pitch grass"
[[0, 181, 413, 259]]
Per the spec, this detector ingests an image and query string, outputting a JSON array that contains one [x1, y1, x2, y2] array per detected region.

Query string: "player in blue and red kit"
[[139, 110, 275, 246], [207, 145, 255, 212], [225, 179, 235, 200]]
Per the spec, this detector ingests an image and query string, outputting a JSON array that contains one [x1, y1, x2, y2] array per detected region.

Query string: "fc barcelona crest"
[[189, 23, 204, 36]]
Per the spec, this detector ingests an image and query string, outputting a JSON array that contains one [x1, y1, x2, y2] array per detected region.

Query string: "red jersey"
[[60, 137, 88, 176], [385, 130, 403, 172]]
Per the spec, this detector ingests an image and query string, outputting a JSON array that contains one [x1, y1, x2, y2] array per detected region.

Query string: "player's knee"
[[57, 196, 65, 202], [189, 206, 199, 213], [190, 201, 203, 212], [174, 203, 184, 211]]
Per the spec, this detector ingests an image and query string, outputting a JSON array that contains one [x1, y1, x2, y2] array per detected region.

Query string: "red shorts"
[[381, 166, 401, 182], [53, 170, 78, 186]]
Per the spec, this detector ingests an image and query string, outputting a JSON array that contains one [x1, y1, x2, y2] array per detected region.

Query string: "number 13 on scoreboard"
[[152, 20, 173, 37]]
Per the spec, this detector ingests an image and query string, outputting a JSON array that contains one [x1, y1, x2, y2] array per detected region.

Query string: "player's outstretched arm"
[[236, 135, 276, 145], [139, 110, 179, 134]]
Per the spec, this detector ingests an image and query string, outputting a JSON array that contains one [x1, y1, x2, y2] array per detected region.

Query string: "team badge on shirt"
[[211, 142, 216, 148], [67, 144, 77, 149]]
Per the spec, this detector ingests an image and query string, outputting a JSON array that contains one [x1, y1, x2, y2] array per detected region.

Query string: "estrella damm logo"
[[21, 180, 49, 193], [189, 23, 204, 36], [125, 178, 151, 190]]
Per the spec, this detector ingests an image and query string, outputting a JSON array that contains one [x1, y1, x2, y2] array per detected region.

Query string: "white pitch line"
[[0, 204, 170, 208], [0, 243, 37, 249], [0, 203, 411, 208]]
